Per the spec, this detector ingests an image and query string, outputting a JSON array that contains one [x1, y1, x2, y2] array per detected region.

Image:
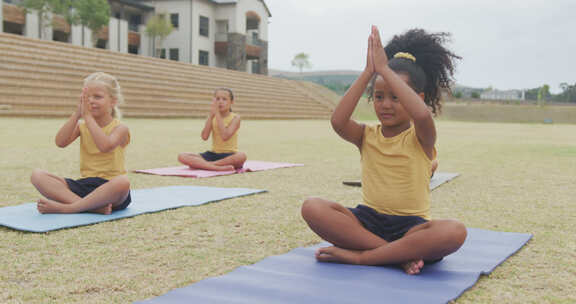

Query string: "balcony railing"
[[215, 32, 227, 42], [246, 35, 262, 46], [214, 33, 263, 48]]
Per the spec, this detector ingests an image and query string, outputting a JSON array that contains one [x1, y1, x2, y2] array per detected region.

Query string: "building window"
[[169, 48, 179, 61], [199, 16, 209, 37], [252, 60, 260, 74], [170, 13, 179, 29], [199, 50, 209, 66], [129, 14, 142, 32], [3, 22, 24, 35], [157, 49, 166, 59], [128, 45, 139, 55], [52, 31, 69, 43], [96, 39, 107, 49]]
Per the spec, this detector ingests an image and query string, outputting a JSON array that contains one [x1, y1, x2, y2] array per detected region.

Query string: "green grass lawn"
[[1, 117, 575, 303]]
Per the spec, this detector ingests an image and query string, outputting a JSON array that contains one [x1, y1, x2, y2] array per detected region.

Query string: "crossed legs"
[[301, 197, 467, 274], [31, 169, 130, 214], [178, 152, 247, 171]]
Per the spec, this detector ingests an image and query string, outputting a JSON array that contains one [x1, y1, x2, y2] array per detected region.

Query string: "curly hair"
[[368, 29, 460, 115]]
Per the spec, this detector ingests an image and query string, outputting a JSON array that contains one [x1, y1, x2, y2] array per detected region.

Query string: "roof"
[[209, 0, 271, 17], [130, 0, 271, 17], [112, 0, 155, 11]]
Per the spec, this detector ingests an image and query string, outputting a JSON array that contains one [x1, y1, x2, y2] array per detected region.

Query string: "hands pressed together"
[[76, 88, 92, 120], [365, 25, 389, 76], [210, 99, 220, 117]]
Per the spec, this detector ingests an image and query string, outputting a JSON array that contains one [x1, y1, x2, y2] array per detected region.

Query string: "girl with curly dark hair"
[[301, 26, 466, 274]]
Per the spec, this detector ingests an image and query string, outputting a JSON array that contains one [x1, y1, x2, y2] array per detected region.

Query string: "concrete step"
[[0, 33, 335, 119]]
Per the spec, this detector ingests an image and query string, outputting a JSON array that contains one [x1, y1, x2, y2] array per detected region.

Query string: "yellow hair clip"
[[393, 52, 416, 62]]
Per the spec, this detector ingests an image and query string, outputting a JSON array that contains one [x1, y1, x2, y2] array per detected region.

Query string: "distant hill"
[[270, 70, 361, 95], [269, 69, 491, 99]]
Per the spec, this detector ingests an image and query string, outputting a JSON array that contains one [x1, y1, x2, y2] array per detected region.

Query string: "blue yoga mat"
[[429, 172, 459, 190], [136, 228, 531, 304], [343, 172, 460, 189], [0, 186, 266, 233]]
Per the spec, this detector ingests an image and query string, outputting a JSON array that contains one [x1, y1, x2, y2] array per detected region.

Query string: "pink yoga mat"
[[133, 161, 303, 178]]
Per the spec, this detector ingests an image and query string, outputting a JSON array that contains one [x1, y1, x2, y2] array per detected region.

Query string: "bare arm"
[[201, 112, 214, 141], [331, 35, 377, 149], [83, 116, 130, 152], [81, 95, 129, 153], [213, 112, 241, 141], [55, 112, 81, 148], [55, 92, 83, 147], [372, 26, 436, 158]]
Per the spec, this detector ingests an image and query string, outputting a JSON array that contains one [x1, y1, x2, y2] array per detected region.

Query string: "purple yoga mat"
[[134, 160, 303, 178], [135, 228, 532, 304]]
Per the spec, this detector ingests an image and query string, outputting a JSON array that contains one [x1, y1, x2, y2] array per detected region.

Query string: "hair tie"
[[393, 52, 416, 62]]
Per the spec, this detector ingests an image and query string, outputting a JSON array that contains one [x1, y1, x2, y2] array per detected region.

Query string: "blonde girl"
[[178, 88, 247, 171], [31, 72, 131, 214]]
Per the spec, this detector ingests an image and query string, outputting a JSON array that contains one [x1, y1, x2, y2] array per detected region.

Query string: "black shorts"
[[348, 204, 428, 242], [65, 177, 131, 211], [200, 151, 234, 162], [349, 205, 443, 264]]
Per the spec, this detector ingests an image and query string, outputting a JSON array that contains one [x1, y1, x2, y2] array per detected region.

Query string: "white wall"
[[192, 0, 216, 65], [119, 19, 128, 53], [235, 0, 269, 40], [71, 25, 94, 48], [138, 0, 270, 66], [108, 17, 119, 51], [215, 54, 226, 68], [24, 11, 39, 39], [139, 24, 152, 56], [83, 27, 93, 48], [145, 0, 193, 62], [71, 24, 83, 46], [24, 10, 54, 40], [214, 5, 236, 33], [0, 1, 4, 33], [105, 17, 130, 53]]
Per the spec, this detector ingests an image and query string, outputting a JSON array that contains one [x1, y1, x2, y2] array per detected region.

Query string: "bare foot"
[[401, 259, 424, 275], [89, 204, 112, 215], [37, 198, 72, 214], [188, 164, 235, 171], [213, 164, 235, 171], [315, 246, 361, 265]]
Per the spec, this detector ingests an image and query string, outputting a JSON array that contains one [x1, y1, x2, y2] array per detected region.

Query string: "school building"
[[480, 89, 525, 101], [0, 0, 270, 74]]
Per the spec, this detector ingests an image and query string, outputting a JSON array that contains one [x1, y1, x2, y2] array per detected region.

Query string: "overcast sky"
[[265, 0, 576, 93]]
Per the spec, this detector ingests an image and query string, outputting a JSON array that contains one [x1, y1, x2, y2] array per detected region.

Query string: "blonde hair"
[[83, 72, 124, 119]]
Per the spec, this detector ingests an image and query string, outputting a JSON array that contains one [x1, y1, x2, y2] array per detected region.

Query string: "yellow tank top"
[[79, 119, 129, 180], [361, 124, 436, 220], [211, 112, 238, 153]]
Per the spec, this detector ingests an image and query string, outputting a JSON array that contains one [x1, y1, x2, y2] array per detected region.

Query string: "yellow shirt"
[[79, 119, 129, 180], [211, 112, 238, 153], [361, 124, 436, 220]]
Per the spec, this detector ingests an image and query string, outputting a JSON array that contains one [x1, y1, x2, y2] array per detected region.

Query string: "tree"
[[19, 0, 59, 40], [537, 84, 550, 106], [556, 82, 576, 103], [71, 0, 110, 46], [291, 53, 312, 74], [524, 87, 540, 101], [19, 0, 109, 45], [145, 14, 174, 58]]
